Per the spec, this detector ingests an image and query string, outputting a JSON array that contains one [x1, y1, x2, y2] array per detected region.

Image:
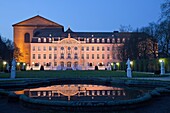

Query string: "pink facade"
[[30, 34, 123, 70]]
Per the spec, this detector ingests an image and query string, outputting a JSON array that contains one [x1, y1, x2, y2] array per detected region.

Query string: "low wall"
[[0, 78, 170, 111]]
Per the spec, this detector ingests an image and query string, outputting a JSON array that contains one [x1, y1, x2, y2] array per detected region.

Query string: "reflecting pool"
[[15, 84, 146, 101]]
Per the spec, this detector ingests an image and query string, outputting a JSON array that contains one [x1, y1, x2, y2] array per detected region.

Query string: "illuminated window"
[[87, 38, 89, 43], [107, 38, 110, 43], [38, 38, 41, 42], [102, 91, 105, 95], [112, 91, 115, 95], [117, 38, 120, 43], [92, 91, 95, 95], [44, 38, 46, 42], [97, 91, 100, 95], [107, 91, 110, 95], [43, 92, 46, 96], [122, 38, 125, 42], [112, 39, 115, 43], [102, 38, 105, 43], [92, 38, 94, 43], [37, 92, 41, 96], [49, 38, 51, 42], [97, 38, 100, 43]]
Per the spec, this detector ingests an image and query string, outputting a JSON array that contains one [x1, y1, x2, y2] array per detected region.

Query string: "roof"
[[33, 27, 148, 39], [13, 15, 64, 28]]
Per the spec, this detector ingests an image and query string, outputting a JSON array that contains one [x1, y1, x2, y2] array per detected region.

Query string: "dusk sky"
[[0, 0, 163, 41]]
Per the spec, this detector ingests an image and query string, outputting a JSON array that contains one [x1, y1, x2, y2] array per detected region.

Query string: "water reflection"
[[15, 84, 142, 101]]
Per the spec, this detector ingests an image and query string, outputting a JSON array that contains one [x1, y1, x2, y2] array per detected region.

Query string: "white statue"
[[126, 58, 132, 78], [107, 64, 112, 70], [160, 60, 165, 75], [10, 58, 16, 79]]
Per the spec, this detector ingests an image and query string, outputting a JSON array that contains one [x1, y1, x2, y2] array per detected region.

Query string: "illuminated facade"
[[13, 15, 157, 70]]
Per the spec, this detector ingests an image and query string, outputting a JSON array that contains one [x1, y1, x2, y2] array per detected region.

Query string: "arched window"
[[74, 53, 78, 59], [61, 53, 64, 59], [24, 33, 30, 43]]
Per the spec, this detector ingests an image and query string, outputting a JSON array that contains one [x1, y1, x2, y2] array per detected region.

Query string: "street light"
[[3, 61, 7, 72]]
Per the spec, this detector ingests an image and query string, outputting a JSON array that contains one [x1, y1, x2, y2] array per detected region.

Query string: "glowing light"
[[159, 59, 164, 63], [116, 62, 119, 66], [111, 63, 114, 66], [17, 62, 20, 65], [32, 62, 35, 65], [23, 63, 26, 66], [3, 61, 7, 65], [130, 61, 133, 65]]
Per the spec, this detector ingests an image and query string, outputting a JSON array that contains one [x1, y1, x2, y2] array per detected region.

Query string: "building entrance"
[[67, 62, 71, 67]]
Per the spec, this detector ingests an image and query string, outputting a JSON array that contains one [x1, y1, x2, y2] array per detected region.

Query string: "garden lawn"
[[0, 70, 166, 79]]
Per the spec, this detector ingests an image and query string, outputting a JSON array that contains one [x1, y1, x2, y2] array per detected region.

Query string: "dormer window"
[[122, 38, 125, 43], [49, 38, 51, 42], [38, 38, 41, 42], [107, 38, 110, 43], [87, 38, 89, 43], [112, 39, 115, 43], [97, 38, 100, 43], [92, 38, 94, 43], [102, 38, 105, 43], [44, 38, 46, 42], [117, 38, 120, 43]]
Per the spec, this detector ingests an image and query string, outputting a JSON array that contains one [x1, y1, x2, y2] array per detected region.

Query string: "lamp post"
[[17, 62, 20, 70], [3, 61, 7, 72], [159, 59, 165, 75]]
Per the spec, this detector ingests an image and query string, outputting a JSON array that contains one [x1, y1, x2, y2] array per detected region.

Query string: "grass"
[[0, 70, 168, 79]]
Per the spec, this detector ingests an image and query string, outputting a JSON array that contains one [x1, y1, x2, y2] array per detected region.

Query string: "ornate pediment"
[[59, 38, 79, 44]]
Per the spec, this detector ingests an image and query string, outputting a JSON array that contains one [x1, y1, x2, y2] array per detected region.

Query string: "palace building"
[[13, 15, 158, 70]]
